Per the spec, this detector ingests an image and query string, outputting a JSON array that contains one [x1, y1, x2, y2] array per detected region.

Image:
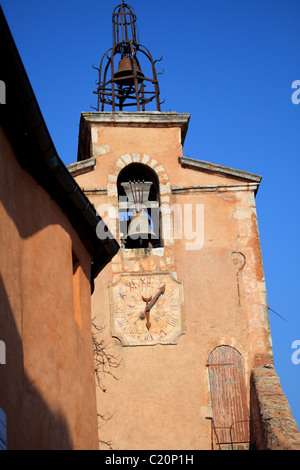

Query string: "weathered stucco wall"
[[0, 126, 98, 449]]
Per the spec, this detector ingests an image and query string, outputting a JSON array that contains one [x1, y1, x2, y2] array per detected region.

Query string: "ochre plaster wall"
[[74, 117, 273, 450], [0, 126, 98, 450]]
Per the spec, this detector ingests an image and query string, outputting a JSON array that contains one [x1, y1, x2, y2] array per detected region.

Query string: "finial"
[[93, 2, 162, 112]]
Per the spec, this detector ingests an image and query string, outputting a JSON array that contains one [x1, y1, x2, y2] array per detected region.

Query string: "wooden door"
[[208, 346, 249, 445]]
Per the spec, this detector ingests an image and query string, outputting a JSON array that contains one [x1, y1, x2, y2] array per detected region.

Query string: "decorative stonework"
[[109, 272, 184, 346], [106, 153, 175, 278], [230, 251, 246, 270], [229, 251, 246, 307]]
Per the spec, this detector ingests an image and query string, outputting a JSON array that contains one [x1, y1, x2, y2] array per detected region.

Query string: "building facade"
[[69, 111, 272, 449]]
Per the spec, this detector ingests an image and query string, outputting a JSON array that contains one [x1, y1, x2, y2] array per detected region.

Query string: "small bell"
[[126, 210, 156, 240], [114, 56, 145, 86]]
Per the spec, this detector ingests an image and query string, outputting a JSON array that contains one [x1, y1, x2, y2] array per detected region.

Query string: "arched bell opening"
[[117, 163, 162, 249]]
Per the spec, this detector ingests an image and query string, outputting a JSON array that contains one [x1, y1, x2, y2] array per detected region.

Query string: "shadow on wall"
[[0, 127, 92, 287], [0, 274, 73, 450]]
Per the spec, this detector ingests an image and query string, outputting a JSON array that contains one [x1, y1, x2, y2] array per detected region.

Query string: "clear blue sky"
[[1, 0, 299, 429]]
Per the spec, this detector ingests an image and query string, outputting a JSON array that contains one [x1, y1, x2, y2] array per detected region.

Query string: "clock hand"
[[142, 285, 166, 330], [141, 295, 152, 330], [147, 285, 166, 310], [145, 310, 151, 331]]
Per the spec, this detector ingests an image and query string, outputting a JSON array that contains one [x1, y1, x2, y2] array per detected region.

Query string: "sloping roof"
[[0, 7, 119, 279], [179, 156, 262, 183]]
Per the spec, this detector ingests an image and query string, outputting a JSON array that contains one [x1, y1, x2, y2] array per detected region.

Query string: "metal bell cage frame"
[[93, 2, 163, 112]]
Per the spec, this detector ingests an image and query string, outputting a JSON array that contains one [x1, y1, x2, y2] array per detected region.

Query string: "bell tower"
[[93, 0, 161, 112], [67, 0, 298, 451]]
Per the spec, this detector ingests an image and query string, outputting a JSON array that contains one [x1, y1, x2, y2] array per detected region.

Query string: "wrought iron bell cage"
[[93, 2, 162, 112]]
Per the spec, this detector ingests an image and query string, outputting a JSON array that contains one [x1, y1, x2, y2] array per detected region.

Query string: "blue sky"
[[1, 0, 299, 429]]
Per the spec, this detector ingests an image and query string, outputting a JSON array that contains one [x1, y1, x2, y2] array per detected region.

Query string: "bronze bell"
[[126, 210, 156, 240], [114, 56, 145, 86]]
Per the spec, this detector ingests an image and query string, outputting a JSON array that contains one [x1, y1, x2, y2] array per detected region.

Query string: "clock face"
[[109, 273, 184, 346]]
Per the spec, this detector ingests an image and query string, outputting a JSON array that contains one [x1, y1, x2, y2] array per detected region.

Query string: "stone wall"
[[250, 367, 300, 450]]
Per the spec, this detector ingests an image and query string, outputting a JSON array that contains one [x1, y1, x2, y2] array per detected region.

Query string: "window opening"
[[117, 163, 162, 249]]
